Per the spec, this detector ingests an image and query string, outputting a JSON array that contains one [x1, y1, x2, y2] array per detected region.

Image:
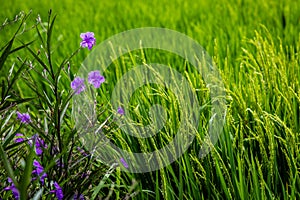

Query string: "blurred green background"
[[1, 0, 299, 70]]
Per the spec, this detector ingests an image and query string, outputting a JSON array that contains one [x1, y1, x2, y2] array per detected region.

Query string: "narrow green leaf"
[[215, 159, 231, 199], [5, 61, 28, 96], [19, 143, 35, 200], [24, 46, 48, 70], [10, 97, 36, 105], [9, 40, 35, 54], [0, 110, 15, 130], [32, 188, 44, 200], [0, 38, 14, 71], [0, 143, 17, 185], [4, 140, 26, 151], [1, 79, 6, 101], [55, 48, 80, 84], [60, 100, 70, 125], [0, 12, 32, 71], [24, 41, 52, 74], [47, 14, 56, 51], [23, 80, 52, 108], [91, 164, 117, 200], [2, 125, 16, 148], [46, 14, 57, 75], [251, 154, 261, 200], [35, 25, 45, 48]]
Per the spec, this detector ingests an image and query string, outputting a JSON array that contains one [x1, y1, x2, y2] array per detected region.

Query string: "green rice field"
[[0, 0, 300, 199]]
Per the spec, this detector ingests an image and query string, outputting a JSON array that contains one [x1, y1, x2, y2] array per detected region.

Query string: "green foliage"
[[0, 11, 137, 199], [0, 0, 300, 199]]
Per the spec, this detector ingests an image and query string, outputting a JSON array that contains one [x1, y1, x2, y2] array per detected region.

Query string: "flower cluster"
[[71, 32, 105, 94], [12, 112, 88, 199], [15, 133, 48, 156], [16, 111, 31, 124], [32, 160, 47, 184], [6, 32, 102, 200], [71, 70, 105, 95], [31, 135, 48, 156], [12, 114, 65, 199]]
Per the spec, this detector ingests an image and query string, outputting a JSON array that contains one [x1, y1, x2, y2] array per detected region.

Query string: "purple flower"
[[117, 107, 125, 115], [50, 181, 63, 200], [32, 160, 47, 184], [88, 71, 105, 88], [71, 77, 85, 94], [14, 133, 25, 143], [32, 160, 44, 174], [74, 193, 85, 200], [16, 111, 31, 124], [120, 158, 129, 168], [4, 178, 19, 199], [80, 32, 96, 50], [29, 135, 47, 156], [35, 137, 48, 156]]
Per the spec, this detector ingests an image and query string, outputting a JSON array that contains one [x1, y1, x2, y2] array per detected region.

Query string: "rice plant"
[[0, 0, 299, 199]]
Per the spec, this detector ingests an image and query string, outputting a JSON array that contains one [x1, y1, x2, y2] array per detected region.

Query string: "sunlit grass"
[[1, 0, 300, 199]]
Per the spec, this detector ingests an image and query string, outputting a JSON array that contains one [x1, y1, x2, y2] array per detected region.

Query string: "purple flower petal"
[[5, 178, 19, 199], [32, 160, 47, 184], [80, 32, 96, 50], [36, 138, 47, 156], [7, 177, 13, 183], [40, 173, 47, 185], [35, 146, 43, 155], [14, 133, 25, 143], [33, 160, 44, 174], [11, 187, 20, 200], [120, 158, 129, 168], [15, 133, 23, 137], [30, 135, 47, 156], [117, 107, 125, 115], [16, 111, 31, 124], [71, 77, 85, 95], [88, 71, 105, 88], [14, 138, 24, 143], [4, 186, 13, 191], [50, 182, 63, 200]]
